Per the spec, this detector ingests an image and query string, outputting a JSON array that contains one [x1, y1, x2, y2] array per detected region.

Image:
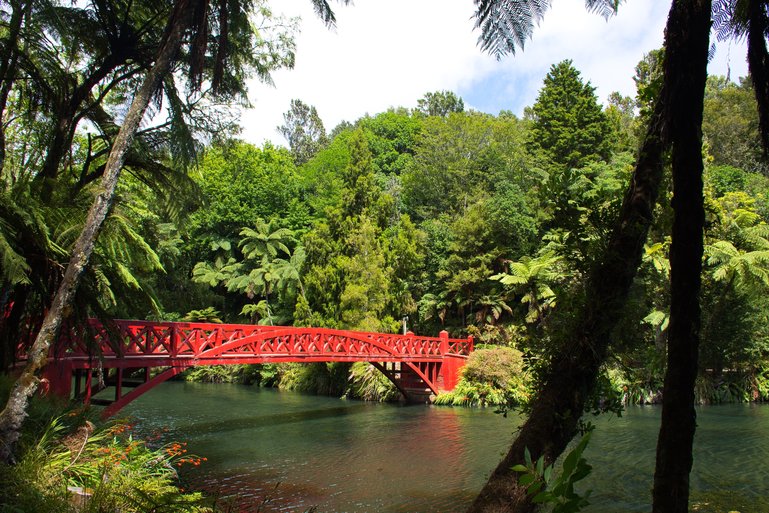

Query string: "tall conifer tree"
[[528, 59, 612, 170]]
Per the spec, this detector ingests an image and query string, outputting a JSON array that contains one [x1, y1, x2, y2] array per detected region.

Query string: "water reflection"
[[124, 383, 769, 513]]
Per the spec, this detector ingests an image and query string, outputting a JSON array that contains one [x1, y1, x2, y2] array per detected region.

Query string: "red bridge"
[[29, 320, 473, 417]]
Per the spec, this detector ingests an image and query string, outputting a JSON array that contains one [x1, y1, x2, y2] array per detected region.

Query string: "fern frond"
[[584, 0, 623, 19], [0, 228, 31, 285], [474, 0, 552, 58]]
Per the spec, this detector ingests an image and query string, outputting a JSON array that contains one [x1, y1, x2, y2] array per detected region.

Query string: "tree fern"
[[491, 252, 563, 323], [706, 239, 769, 291], [239, 219, 293, 262]]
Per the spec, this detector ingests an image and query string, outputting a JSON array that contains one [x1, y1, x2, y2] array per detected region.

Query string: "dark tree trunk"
[[0, 1, 29, 175], [747, 0, 769, 157], [652, 1, 711, 511], [467, 1, 715, 510], [466, 44, 671, 513], [0, 0, 194, 464], [0, 286, 28, 372]]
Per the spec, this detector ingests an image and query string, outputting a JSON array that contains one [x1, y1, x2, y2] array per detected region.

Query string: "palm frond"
[[705, 240, 740, 266], [473, 0, 622, 59], [745, 223, 769, 247], [192, 260, 232, 287]]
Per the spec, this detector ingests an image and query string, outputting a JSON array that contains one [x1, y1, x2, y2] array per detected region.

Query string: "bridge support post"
[[439, 356, 464, 391], [439, 330, 449, 355]]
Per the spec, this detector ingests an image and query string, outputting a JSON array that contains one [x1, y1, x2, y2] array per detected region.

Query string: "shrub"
[[435, 346, 530, 407]]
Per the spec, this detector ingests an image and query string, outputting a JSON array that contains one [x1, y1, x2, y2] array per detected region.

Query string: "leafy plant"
[[0, 413, 212, 513], [511, 431, 593, 513]]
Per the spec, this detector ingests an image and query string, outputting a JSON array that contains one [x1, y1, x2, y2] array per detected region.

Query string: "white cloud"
[[240, 0, 749, 147]]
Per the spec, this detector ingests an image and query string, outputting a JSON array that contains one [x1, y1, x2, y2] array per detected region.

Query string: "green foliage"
[[183, 365, 261, 385], [0, 188, 48, 286], [605, 366, 663, 405], [492, 252, 563, 324], [358, 110, 421, 179], [182, 307, 224, 324], [703, 76, 766, 174], [402, 111, 528, 221], [341, 129, 379, 219], [415, 90, 465, 117], [511, 431, 593, 513], [346, 362, 400, 402], [338, 219, 397, 332], [189, 142, 300, 245], [191, 219, 302, 324], [539, 152, 634, 273], [633, 48, 664, 121], [297, 134, 350, 216], [278, 363, 349, 396], [604, 92, 638, 154]]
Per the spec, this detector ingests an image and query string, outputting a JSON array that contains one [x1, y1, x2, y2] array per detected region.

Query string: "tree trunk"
[[747, 0, 769, 157], [0, 1, 29, 175], [652, 1, 711, 511], [0, 0, 193, 464], [467, 0, 713, 510]]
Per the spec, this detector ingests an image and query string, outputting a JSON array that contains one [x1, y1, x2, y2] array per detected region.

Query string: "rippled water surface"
[[122, 383, 769, 512]]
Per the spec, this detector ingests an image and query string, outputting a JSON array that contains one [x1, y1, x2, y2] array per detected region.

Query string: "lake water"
[[121, 382, 769, 512]]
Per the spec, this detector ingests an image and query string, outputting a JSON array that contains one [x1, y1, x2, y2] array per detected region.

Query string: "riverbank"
[[178, 347, 769, 409]]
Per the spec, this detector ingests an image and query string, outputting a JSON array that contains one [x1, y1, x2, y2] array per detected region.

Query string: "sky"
[[240, 0, 749, 147]]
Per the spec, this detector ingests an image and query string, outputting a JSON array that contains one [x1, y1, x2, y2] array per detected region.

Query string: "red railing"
[[25, 319, 473, 363]]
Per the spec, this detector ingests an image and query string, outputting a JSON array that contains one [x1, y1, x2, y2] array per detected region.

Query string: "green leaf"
[[562, 448, 579, 478], [527, 481, 543, 496], [518, 474, 535, 486]]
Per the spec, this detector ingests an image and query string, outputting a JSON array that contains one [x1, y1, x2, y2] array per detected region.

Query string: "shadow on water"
[[181, 403, 374, 436]]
